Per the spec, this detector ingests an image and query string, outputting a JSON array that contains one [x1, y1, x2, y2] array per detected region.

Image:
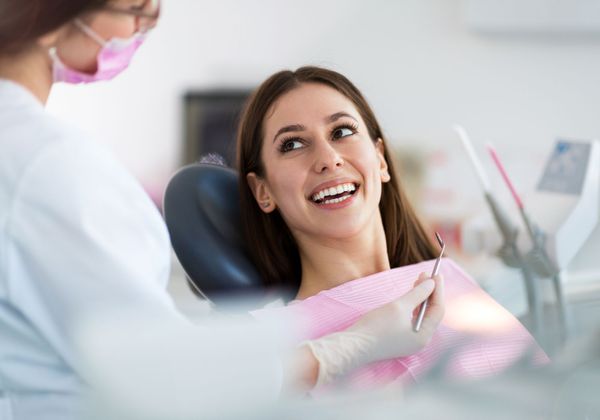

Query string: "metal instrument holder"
[[484, 192, 567, 340]]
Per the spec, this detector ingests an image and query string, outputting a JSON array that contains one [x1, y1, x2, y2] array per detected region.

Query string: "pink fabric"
[[251, 258, 549, 389]]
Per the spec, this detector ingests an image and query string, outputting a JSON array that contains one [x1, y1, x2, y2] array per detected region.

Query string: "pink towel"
[[251, 258, 549, 389]]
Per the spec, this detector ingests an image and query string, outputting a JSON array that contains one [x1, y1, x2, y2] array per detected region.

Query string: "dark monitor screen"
[[183, 90, 251, 169]]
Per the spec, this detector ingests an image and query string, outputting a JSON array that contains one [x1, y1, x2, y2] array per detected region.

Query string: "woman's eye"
[[333, 126, 355, 139], [280, 139, 303, 153]]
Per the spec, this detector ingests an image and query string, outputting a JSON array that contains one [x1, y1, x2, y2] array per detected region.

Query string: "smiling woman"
[[239, 67, 548, 390], [237, 66, 438, 298]]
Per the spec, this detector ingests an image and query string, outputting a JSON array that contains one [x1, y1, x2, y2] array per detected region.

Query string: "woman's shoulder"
[[0, 100, 157, 232], [1, 101, 101, 175], [0, 80, 90, 152]]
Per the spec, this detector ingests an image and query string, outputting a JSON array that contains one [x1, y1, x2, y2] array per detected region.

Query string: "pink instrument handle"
[[487, 144, 524, 209]]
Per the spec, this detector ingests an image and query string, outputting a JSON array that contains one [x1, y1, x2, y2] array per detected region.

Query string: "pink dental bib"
[[251, 258, 548, 389]]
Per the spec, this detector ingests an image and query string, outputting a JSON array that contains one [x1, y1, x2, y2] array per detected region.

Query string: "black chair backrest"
[[163, 163, 266, 304]]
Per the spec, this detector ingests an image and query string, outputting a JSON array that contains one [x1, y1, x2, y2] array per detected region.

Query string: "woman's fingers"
[[428, 274, 445, 309], [419, 274, 445, 333], [400, 277, 435, 311], [411, 272, 430, 317], [413, 272, 429, 287], [412, 272, 444, 311]]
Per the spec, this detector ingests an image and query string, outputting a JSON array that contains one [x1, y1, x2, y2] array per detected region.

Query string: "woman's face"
[[54, 0, 159, 73], [248, 82, 391, 243]]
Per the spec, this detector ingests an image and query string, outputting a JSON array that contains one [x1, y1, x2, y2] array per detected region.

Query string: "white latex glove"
[[304, 273, 444, 387]]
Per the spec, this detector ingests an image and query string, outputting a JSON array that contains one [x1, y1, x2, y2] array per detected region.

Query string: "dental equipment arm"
[[454, 125, 543, 328], [486, 140, 600, 331]]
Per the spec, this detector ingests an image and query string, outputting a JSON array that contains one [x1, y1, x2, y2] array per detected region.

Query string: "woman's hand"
[[410, 272, 445, 347], [300, 273, 445, 388], [345, 272, 445, 362]]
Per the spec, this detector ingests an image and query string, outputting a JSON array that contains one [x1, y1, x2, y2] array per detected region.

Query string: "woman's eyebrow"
[[327, 112, 358, 123], [273, 124, 305, 143]]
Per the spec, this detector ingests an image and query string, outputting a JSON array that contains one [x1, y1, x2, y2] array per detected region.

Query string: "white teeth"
[[311, 183, 357, 202], [322, 194, 352, 204]]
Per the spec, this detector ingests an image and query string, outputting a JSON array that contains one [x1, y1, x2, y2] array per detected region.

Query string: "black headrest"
[[163, 163, 266, 304]]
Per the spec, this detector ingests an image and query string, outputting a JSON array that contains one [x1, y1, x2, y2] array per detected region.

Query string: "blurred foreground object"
[[79, 306, 600, 419]]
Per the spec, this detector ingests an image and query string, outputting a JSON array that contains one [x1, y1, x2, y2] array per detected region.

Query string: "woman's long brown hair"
[[237, 66, 437, 293]]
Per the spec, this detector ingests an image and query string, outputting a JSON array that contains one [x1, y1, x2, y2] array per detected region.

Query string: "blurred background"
[[46, 0, 600, 353]]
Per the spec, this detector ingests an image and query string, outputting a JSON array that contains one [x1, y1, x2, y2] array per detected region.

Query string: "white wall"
[[46, 0, 600, 209]]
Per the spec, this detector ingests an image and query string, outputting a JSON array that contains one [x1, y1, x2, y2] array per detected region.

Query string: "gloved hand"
[[304, 273, 444, 387]]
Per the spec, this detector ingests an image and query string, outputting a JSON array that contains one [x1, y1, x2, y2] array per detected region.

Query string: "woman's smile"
[[309, 180, 360, 209]]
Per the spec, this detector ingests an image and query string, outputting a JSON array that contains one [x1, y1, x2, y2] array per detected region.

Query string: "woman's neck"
[[294, 215, 390, 300], [0, 47, 53, 104]]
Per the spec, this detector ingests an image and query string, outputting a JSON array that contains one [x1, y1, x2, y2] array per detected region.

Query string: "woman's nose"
[[313, 140, 344, 173]]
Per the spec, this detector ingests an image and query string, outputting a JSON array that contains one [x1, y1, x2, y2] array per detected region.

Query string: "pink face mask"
[[50, 19, 146, 84]]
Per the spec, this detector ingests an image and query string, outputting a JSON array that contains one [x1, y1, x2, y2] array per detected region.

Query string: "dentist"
[[0, 1, 445, 419]]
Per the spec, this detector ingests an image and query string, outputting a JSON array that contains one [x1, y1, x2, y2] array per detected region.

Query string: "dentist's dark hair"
[[237, 66, 437, 293], [0, 0, 108, 54]]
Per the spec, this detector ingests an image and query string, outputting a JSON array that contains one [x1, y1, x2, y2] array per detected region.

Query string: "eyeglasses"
[[102, 0, 161, 32]]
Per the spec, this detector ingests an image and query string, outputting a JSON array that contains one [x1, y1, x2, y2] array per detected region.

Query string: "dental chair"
[[163, 161, 285, 307]]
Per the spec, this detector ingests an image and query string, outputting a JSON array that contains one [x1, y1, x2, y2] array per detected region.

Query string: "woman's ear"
[[246, 172, 276, 213], [375, 138, 391, 183]]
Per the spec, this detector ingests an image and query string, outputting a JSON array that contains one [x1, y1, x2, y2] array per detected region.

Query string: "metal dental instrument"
[[414, 232, 445, 332]]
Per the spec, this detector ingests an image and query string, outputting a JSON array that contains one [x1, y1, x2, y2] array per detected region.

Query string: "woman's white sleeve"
[[5, 138, 283, 415], [6, 137, 179, 371]]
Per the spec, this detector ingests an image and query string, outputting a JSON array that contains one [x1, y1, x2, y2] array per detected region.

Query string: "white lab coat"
[[0, 80, 283, 420]]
